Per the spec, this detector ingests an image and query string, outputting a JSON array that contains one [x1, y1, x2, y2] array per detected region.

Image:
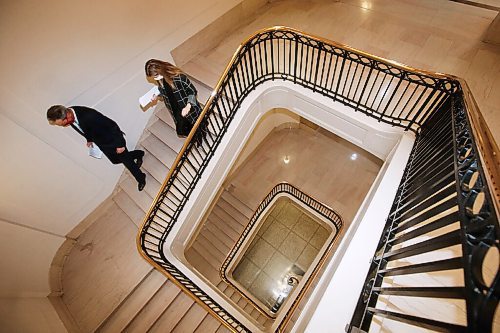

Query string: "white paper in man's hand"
[[139, 86, 160, 108], [89, 144, 103, 159]]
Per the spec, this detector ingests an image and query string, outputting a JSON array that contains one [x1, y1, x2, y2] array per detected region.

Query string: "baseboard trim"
[[48, 295, 83, 333]]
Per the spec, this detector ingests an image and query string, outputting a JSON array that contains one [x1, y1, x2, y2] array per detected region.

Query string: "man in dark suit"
[[47, 105, 147, 191]]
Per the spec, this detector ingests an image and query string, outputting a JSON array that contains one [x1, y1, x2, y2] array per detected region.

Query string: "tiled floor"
[[231, 197, 332, 313], [186, 118, 382, 328]]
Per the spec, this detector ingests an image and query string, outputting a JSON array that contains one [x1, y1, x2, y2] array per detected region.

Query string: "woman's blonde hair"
[[145, 59, 184, 87]]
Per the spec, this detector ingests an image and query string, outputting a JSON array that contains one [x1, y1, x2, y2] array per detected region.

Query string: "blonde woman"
[[145, 59, 207, 144]]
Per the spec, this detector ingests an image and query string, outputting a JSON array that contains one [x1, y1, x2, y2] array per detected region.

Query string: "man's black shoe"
[[138, 180, 146, 191], [138, 173, 146, 191]]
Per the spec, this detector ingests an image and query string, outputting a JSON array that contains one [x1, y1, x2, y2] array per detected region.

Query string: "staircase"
[[95, 269, 231, 333], [186, 188, 273, 327], [84, 78, 235, 333]]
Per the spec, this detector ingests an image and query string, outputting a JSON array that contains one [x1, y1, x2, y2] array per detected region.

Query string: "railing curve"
[[219, 182, 342, 326], [136, 26, 499, 332]]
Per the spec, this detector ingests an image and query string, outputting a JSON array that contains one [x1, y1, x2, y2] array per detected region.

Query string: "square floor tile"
[[250, 271, 276, 305], [309, 225, 330, 250], [275, 202, 302, 229], [297, 244, 319, 271], [245, 237, 275, 269], [233, 258, 261, 289], [270, 198, 288, 218], [261, 220, 289, 248], [293, 213, 319, 241], [257, 215, 275, 236], [278, 231, 307, 262], [263, 251, 293, 282]]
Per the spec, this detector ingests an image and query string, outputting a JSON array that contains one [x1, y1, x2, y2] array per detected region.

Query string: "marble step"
[[182, 58, 219, 89], [119, 176, 153, 213], [204, 220, 235, 250], [189, 74, 214, 105], [211, 205, 246, 235], [216, 325, 233, 333], [206, 214, 241, 243], [195, 232, 227, 263], [142, 170, 161, 199], [185, 247, 221, 283], [191, 235, 225, 269], [149, 117, 185, 153], [201, 224, 232, 254], [140, 151, 169, 184], [194, 314, 225, 333], [217, 197, 251, 229], [148, 290, 195, 332], [171, 303, 210, 333], [123, 279, 182, 332], [221, 189, 255, 219], [112, 188, 145, 227], [97, 269, 166, 333], [155, 104, 176, 129], [141, 134, 177, 170]]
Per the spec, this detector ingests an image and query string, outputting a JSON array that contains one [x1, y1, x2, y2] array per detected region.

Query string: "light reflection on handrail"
[[136, 26, 499, 332]]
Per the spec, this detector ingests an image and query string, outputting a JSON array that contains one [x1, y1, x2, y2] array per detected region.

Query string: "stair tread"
[[149, 118, 185, 153], [200, 225, 232, 254], [204, 222, 235, 250], [217, 198, 250, 228], [185, 245, 261, 321], [229, 185, 259, 210], [206, 215, 241, 242], [212, 206, 246, 235], [148, 289, 194, 332], [142, 171, 161, 199], [216, 325, 233, 333], [172, 303, 209, 333], [189, 76, 213, 105], [141, 151, 169, 184], [195, 232, 228, 260], [185, 247, 221, 283], [124, 279, 181, 333], [155, 105, 176, 129], [221, 190, 255, 219], [141, 134, 177, 169], [112, 189, 145, 227], [98, 269, 166, 333], [119, 176, 153, 213], [191, 239, 224, 270], [182, 59, 219, 89], [194, 314, 223, 333]]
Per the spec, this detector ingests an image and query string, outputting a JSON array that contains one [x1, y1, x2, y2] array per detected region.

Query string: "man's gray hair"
[[46, 105, 68, 124]]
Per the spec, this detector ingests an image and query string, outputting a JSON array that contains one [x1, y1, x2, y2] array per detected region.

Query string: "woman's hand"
[[151, 94, 159, 103], [116, 147, 126, 154], [181, 103, 191, 117]]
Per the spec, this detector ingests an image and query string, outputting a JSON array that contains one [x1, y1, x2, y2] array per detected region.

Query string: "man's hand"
[[181, 103, 191, 117], [116, 147, 126, 154], [86, 142, 94, 148]]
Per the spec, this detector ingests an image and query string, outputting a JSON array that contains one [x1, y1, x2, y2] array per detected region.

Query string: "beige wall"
[[230, 108, 300, 173], [0, 297, 67, 333], [0, 219, 65, 297], [0, 0, 249, 298]]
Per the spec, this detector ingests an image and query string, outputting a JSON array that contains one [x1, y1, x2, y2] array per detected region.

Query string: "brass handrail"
[[136, 26, 500, 332]]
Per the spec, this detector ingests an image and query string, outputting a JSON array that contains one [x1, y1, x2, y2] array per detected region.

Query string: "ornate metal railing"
[[220, 182, 342, 328], [348, 90, 499, 332], [137, 26, 499, 332]]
